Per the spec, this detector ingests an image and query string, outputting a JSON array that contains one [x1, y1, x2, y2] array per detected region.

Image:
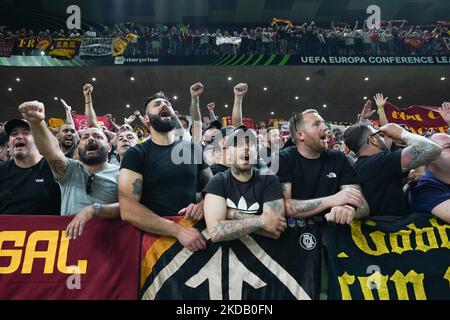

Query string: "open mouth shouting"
[[14, 142, 26, 151], [159, 108, 172, 121], [85, 141, 98, 154]]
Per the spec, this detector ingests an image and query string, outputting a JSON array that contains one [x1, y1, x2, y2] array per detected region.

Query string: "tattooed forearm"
[[286, 198, 326, 218], [401, 134, 442, 171], [265, 199, 283, 213], [198, 168, 213, 189], [132, 179, 143, 196], [210, 218, 262, 242], [50, 159, 68, 180]]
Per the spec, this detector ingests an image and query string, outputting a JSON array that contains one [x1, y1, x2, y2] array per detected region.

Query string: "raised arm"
[[190, 82, 204, 144], [232, 83, 247, 126], [18, 101, 68, 180], [373, 93, 389, 126], [207, 102, 218, 121], [60, 99, 75, 126], [358, 99, 376, 125], [83, 83, 100, 129], [119, 168, 206, 252], [379, 123, 442, 172], [438, 102, 450, 134]]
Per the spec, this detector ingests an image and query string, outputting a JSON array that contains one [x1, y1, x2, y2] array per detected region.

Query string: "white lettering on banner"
[[216, 37, 242, 46], [66, 5, 81, 30], [66, 265, 81, 290], [79, 38, 113, 56]]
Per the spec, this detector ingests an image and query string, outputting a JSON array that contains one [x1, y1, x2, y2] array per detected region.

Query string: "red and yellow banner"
[[48, 38, 81, 59], [0, 216, 140, 300], [72, 114, 112, 131], [384, 102, 448, 135]]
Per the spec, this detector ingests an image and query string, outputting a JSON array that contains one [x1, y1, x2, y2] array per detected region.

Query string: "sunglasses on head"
[[367, 130, 385, 143]]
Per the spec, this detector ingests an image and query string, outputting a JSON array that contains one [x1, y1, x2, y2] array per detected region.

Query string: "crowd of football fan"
[[1, 19, 449, 56], [1, 82, 449, 299]]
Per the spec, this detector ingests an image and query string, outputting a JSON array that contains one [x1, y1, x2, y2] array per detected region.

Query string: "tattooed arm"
[[281, 182, 366, 219], [225, 199, 286, 239], [400, 132, 442, 172], [282, 182, 334, 219], [119, 168, 206, 252], [204, 194, 286, 242], [197, 167, 213, 191]]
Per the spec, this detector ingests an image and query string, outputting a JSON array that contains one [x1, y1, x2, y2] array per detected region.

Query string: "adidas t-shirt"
[[203, 168, 283, 215]]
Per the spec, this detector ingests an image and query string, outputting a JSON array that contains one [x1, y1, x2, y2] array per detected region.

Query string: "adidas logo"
[[226, 196, 260, 214]]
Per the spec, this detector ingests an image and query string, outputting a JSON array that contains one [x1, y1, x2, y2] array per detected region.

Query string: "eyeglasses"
[[86, 174, 95, 194]]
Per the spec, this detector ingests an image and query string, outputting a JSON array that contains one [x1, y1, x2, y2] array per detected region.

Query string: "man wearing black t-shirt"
[[0, 119, 60, 215], [278, 109, 369, 224], [278, 109, 369, 300], [344, 122, 442, 216], [119, 92, 213, 253], [204, 126, 286, 242]]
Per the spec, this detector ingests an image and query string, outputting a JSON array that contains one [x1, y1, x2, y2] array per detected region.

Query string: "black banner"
[[139, 219, 320, 300], [325, 214, 450, 300]]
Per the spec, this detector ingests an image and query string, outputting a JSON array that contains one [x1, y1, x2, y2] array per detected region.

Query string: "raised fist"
[[134, 110, 141, 117], [206, 102, 215, 111], [190, 82, 204, 97], [83, 83, 93, 96], [18, 101, 46, 123], [234, 83, 248, 97], [60, 99, 71, 112]]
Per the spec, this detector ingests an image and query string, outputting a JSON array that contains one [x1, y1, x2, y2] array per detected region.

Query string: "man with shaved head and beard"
[[119, 90, 213, 253], [19, 101, 120, 240], [277, 109, 370, 299], [0, 118, 61, 215]]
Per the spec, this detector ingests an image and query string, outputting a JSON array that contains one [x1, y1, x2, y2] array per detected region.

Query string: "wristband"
[[85, 101, 92, 104]]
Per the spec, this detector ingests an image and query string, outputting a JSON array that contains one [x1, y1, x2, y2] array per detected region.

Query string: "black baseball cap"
[[203, 119, 223, 133], [226, 125, 257, 148], [4, 119, 30, 137]]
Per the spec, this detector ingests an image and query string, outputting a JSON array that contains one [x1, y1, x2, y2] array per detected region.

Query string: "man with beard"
[[58, 99, 79, 158], [344, 122, 442, 216], [18, 101, 120, 240], [57, 123, 78, 158], [277, 109, 370, 299], [119, 92, 213, 253], [0, 118, 61, 215], [203, 126, 286, 242]]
